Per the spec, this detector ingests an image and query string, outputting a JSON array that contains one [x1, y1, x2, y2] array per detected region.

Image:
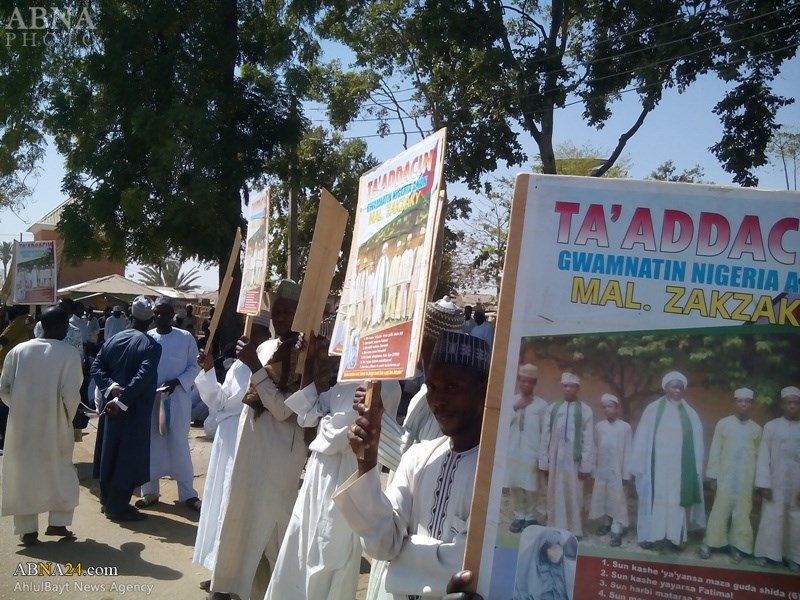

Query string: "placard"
[[467, 174, 800, 599], [12, 240, 57, 304], [337, 129, 447, 381], [237, 189, 269, 315]]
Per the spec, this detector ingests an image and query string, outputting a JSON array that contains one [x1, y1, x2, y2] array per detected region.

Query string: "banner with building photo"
[[237, 188, 269, 315], [12, 240, 57, 305], [337, 128, 447, 381], [466, 174, 800, 599]]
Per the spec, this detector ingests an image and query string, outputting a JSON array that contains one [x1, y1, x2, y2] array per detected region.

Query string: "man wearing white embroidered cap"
[[631, 371, 704, 550], [754, 385, 800, 571], [539, 372, 594, 537], [700, 387, 762, 561], [505, 363, 548, 533], [589, 393, 632, 547]]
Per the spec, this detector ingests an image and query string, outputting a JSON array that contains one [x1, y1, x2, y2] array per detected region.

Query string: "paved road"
[[1, 417, 371, 600]]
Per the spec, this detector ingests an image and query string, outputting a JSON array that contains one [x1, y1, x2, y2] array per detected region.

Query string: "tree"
[[450, 178, 512, 296], [649, 160, 708, 183], [314, 0, 797, 186], [765, 129, 800, 190], [0, 241, 12, 280], [138, 259, 202, 292], [2, 1, 316, 348], [263, 127, 378, 291], [534, 142, 631, 177], [527, 331, 799, 421]]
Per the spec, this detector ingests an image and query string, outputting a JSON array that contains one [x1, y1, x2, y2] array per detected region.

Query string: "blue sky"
[[1, 54, 797, 291]]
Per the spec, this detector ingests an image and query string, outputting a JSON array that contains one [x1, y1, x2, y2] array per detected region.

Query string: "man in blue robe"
[[91, 296, 161, 522]]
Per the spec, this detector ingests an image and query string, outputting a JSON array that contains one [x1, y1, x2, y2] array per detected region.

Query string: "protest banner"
[[337, 128, 447, 382], [466, 174, 800, 599], [237, 188, 269, 315], [11, 240, 57, 305]]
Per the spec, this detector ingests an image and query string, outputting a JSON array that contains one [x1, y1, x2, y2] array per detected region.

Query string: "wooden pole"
[[204, 228, 242, 354], [357, 380, 381, 460]]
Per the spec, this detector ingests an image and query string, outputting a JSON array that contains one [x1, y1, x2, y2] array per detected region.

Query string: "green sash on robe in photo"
[[651, 398, 700, 507], [549, 400, 584, 464]]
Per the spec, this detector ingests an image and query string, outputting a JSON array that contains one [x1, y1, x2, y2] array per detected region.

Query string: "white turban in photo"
[[661, 371, 688, 390], [561, 372, 580, 385], [601, 393, 619, 405], [781, 386, 800, 399], [734, 387, 754, 400], [518, 364, 538, 379]]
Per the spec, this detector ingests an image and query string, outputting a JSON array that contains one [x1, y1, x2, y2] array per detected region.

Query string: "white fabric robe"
[[266, 382, 362, 600], [334, 437, 477, 600], [539, 400, 594, 536], [104, 315, 127, 341], [506, 395, 548, 491], [371, 254, 389, 326], [192, 360, 250, 571], [144, 328, 200, 499], [589, 419, 632, 526], [631, 397, 705, 545], [0, 339, 82, 516], [210, 339, 308, 599], [753, 417, 800, 564]]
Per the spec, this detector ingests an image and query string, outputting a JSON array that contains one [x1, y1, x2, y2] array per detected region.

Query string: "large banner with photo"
[[337, 129, 447, 381], [12, 240, 57, 305], [465, 174, 800, 599]]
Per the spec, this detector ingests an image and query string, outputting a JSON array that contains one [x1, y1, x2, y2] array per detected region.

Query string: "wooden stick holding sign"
[[291, 188, 349, 378], [204, 227, 242, 354], [358, 379, 381, 459]]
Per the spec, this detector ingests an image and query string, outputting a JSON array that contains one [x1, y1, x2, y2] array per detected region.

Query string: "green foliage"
[[0, 241, 12, 278], [533, 142, 631, 177], [138, 259, 202, 292], [765, 128, 800, 190], [649, 160, 708, 183], [313, 0, 798, 186], [264, 127, 378, 291], [527, 331, 799, 419]]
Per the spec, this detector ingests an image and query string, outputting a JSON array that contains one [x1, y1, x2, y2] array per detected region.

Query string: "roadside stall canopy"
[[58, 274, 162, 306]]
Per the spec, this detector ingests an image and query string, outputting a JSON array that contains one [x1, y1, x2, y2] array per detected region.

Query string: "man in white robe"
[[371, 243, 390, 327], [334, 330, 492, 600], [589, 393, 632, 547], [631, 371, 705, 549], [137, 296, 201, 510], [266, 379, 401, 600], [700, 387, 762, 561], [369, 297, 463, 600], [539, 372, 594, 537], [396, 234, 415, 319], [505, 363, 548, 533], [192, 309, 271, 592], [754, 386, 800, 571], [104, 306, 127, 341], [386, 239, 403, 321], [0, 308, 82, 545], [208, 280, 308, 600]]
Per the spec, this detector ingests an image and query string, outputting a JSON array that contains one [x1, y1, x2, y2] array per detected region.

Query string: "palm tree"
[[0, 241, 12, 280], [138, 258, 202, 292]]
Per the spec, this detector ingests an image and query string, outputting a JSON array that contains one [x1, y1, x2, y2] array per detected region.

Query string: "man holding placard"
[[334, 330, 491, 599]]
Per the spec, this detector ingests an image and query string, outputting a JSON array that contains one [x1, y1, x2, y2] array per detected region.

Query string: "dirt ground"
[[0, 418, 371, 600]]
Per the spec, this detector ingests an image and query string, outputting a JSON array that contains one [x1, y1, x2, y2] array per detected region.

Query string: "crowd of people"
[[0, 288, 492, 600], [4, 277, 795, 600], [503, 366, 800, 572]]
